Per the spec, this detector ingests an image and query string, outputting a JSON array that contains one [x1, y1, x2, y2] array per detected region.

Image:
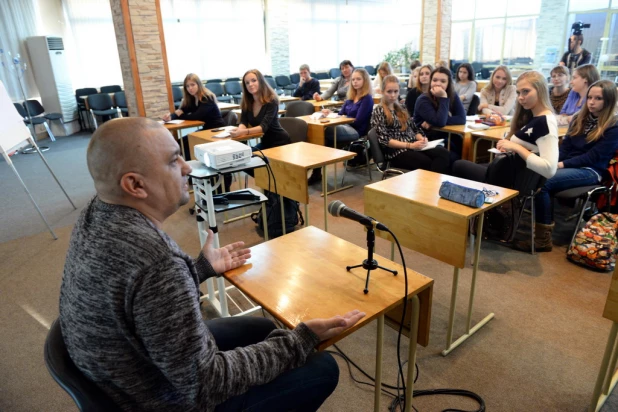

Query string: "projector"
[[194, 140, 252, 170]]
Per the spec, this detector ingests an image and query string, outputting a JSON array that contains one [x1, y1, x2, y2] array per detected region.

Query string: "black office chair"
[[280, 117, 308, 143], [207, 82, 232, 103], [114, 91, 129, 116], [275, 75, 296, 95], [75, 88, 97, 130], [467, 94, 480, 116], [172, 86, 183, 109], [14, 102, 56, 142], [364, 65, 376, 76], [87, 94, 120, 129], [367, 129, 409, 180], [206, 78, 222, 83], [265, 77, 283, 95], [225, 77, 240, 81], [44, 320, 120, 412], [100, 85, 122, 94], [315, 72, 329, 80], [329, 68, 341, 79], [289, 73, 300, 84], [223, 80, 243, 103], [222, 110, 238, 126], [24, 100, 64, 126], [284, 101, 314, 117]]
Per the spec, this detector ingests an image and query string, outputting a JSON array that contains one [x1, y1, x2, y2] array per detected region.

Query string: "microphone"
[[327, 200, 388, 231]]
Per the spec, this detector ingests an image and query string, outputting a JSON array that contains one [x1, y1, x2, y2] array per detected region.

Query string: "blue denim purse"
[[439, 181, 485, 208]]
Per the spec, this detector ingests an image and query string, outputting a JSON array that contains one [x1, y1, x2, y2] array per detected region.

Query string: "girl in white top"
[[478, 65, 517, 116], [453, 63, 477, 113], [373, 62, 393, 94]]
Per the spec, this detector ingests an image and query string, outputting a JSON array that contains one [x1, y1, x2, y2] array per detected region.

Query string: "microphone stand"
[[346, 222, 397, 294]]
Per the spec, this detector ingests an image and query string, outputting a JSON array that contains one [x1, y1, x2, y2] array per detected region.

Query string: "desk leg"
[[176, 130, 187, 160], [473, 137, 479, 163], [262, 205, 269, 241], [333, 127, 338, 188], [304, 204, 309, 227], [443, 215, 495, 356], [323, 165, 328, 232], [444, 266, 459, 352], [590, 322, 618, 412], [280, 194, 286, 236], [321, 127, 353, 196], [447, 133, 451, 151], [374, 315, 384, 412], [404, 296, 421, 412]]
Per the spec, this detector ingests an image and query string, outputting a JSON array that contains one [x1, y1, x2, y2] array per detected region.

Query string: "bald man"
[[59, 118, 365, 411]]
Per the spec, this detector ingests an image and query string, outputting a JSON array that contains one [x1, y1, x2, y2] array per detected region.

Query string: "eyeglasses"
[[482, 188, 499, 197]]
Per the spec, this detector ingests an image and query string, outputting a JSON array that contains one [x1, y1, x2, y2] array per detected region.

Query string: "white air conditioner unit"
[[26, 36, 79, 136]]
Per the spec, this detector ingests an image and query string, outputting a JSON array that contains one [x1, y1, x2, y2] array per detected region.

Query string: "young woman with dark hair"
[[313, 60, 354, 101], [558, 64, 600, 126], [372, 75, 450, 173], [454, 63, 477, 113]]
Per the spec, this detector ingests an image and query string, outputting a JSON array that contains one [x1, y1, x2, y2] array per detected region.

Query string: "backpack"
[[567, 213, 618, 271], [596, 152, 618, 212], [251, 190, 304, 239], [481, 152, 545, 242], [346, 139, 371, 167]]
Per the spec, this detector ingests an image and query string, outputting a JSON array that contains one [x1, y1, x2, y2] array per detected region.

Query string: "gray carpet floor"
[[1, 132, 617, 411]]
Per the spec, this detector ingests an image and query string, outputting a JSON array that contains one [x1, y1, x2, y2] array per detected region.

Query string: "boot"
[[512, 222, 554, 253], [307, 168, 322, 185]]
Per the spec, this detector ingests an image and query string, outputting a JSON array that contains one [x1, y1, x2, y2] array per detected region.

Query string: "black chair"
[[367, 129, 409, 180], [225, 77, 240, 81], [315, 72, 329, 80], [280, 117, 308, 143], [87, 94, 120, 129], [24, 100, 64, 126], [44, 320, 120, 411], [265, 77, 283, 95], [14, 102, 56, 142], [275, 75, 296, 95], [223, 80, 243, 103], [75, 88, 97, 130], [222, 110, 238, 126], [207, 82, 232, 103], [100, 85, 122, 94], [284, 101, 314, 117], [467, 94, 480, 116], [114, 91, 129, 116], [172, 86, 183, 109], [329, 68, 341, 79], [289, 73, 300, 84], [310, 72, 318, 79], [364, 65, 376, 76]]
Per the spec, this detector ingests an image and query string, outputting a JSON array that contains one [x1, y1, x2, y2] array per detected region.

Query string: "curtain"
[[0, 0, 40, 101], [61, 0, 123, 89]]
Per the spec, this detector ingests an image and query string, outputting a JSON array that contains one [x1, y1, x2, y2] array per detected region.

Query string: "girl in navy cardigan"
[[413, 66, 466, 159], [515, 80, 618, 251]]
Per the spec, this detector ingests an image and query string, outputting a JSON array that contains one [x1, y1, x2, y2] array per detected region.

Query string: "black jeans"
[[390, 147, 451, 174], [208, 317, 339, 412]]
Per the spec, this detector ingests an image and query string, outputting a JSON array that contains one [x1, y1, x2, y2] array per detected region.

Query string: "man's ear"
[[119, 172, 148, 199]]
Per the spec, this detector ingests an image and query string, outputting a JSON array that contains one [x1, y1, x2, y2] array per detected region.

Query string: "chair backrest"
[[222, 110, 238, 126], [265, 77, 278, 90], [280, 117, 308, 143], [13, 102, 26, 118], [172, 86, 183, 103], [367, 129, 386, 167], [329, 68, 341, 79], [76, 88, 98, 98], [467, 94, 480, 116], [225, 77, 240, 81], [206, 78, 222, 83], [207, 82, 225, 96], [24, 100, 45, 116], [224, 80, 242, 95], [285, 101, 314, 117], [289, 73, 300, 83], [315, 72, 329, 80], [114, 91, 127, 108], [87, 94, 113, 111], [275, 75, 291, 87], [364, 65, 376, 76], [44, 320, 120, 411], [100, 85, 122, 94]]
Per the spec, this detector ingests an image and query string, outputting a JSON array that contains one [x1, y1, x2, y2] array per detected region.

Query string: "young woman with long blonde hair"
[[478, 65, 517, 115]]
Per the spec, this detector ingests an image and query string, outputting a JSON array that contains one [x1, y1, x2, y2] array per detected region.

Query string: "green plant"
[[383, 43, 420, 70]]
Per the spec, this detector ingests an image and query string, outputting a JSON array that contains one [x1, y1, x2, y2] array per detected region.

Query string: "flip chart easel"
[[0, 81, 76, 239]]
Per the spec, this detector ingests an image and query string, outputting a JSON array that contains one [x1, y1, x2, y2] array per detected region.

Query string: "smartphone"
[[319, 119, 330, 123]]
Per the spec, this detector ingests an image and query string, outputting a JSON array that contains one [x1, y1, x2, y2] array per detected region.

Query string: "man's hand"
[[313, 92, 322, 101], [304, 310, 366, 341], [202, 229, 251, 273]]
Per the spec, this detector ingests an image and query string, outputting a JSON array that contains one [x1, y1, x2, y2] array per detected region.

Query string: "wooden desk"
[[590, 266, 618, 411], [278, 96, 300, 103], [297, 114, 356, 195], [476, 80, 489, 92], [470, 126, 569, 162], [253, 142, 356, 232], [217, 102, 240, 111], [305, 99, 345, 113], [364, 170, 518, 356], [434, 123, 508, 161], [187, 127, 263, 160], [163, 120, 204, 159], [225, 226, 433, 412]]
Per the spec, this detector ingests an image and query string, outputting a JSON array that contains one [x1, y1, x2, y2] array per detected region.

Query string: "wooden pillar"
[[110, 0, 174, 118]]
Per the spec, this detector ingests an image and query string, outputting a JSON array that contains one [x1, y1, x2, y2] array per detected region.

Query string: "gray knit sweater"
[[59, 197, 319, 411]]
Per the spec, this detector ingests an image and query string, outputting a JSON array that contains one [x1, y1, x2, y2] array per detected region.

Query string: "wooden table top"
[[365, 169, 519, 220], [279, 96, 300, 103], [305, 99, 345, 112], [436, 123, 505, 136], [163, 120, 204, 132], [231, 109, 286, 117], [188, 127, 262, 144], [217, 102, 240, 111], [258, 142, 356, 169], [224, 226, 434, 348], [471, 126, 569, 140], [298, 114, 355, 127]]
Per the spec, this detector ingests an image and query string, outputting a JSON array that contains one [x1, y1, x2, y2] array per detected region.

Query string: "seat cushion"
[[92, 109, 119, 116], [44, 113, 63, 120], [25, 117, 47, 125], [554, 185, 604, 200]]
